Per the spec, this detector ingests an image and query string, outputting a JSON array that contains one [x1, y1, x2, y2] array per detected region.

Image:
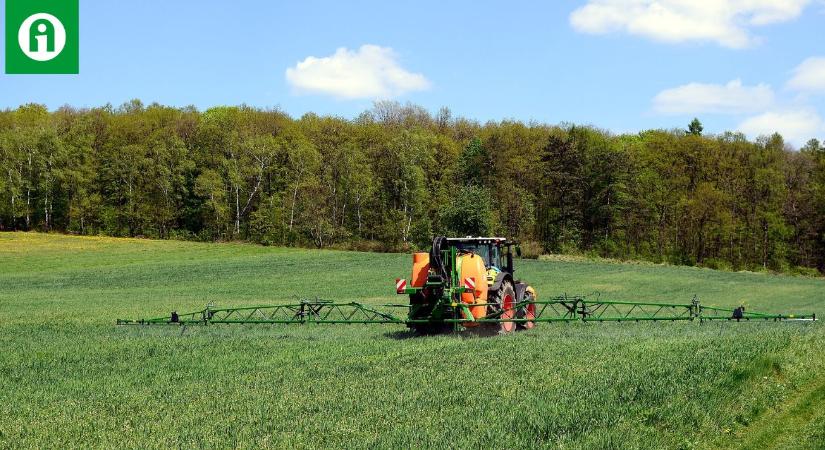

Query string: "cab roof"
[[445, 237, 513, 245]]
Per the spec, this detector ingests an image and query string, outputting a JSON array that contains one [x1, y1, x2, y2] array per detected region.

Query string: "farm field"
[[1, 232, 824, 449]]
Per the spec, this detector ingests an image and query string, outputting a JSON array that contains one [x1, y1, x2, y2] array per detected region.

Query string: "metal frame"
[[117, 300, 405, 325], [117, 296, 815, 326]]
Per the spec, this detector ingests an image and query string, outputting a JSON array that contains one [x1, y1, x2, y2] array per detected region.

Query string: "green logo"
[[5, 0, 79, 74]]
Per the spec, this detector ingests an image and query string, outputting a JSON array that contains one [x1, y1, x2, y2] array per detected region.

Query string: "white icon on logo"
[[18, 13, 66, 62]]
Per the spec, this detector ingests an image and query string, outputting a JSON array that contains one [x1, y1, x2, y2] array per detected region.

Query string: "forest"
[[1, 100, 824, 274]]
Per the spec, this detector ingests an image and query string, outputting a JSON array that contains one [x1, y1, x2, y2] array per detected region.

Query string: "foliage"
[[1, 103, 824, 273], [688, 117, 704, 136], [439, 184, 495, 237]]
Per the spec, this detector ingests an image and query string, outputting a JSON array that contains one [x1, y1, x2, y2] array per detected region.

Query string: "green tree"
[[440, 185, 495, 236], [688, 118, 703, 136], [536, 131, 583, 252], [193, 169, 229, 238], [457, 137, 488, 186]]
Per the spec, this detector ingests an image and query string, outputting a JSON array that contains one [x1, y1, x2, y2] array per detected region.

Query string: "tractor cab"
[[447, 236, 516, 275]]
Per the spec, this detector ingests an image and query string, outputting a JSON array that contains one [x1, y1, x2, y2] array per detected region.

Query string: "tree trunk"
[[696, 219, 706, 264], [44, 193, 49, 230], [240, 171, 262, 218], [289, 182, 299, 231], [356, 194, 362, 234], [128, 181, 134, 236], [234, 185, 241, 235], [25, 187, 31, 230], [26, 153, 32, 230], [210, 192, 219, 230], [762, 221, 769, 269], [11, 194, 16, 231], [657, 208, 666, 259]]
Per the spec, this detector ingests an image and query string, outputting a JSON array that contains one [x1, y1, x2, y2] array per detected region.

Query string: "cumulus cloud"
[[786, 56, 825, 94], [285, 45, 430, 100], [737, 109, 824, 145], [652, 79, 774, 114], [570, 0, 811, 48]]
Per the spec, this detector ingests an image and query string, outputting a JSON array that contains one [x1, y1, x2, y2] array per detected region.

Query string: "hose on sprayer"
[[430, 236, 449, 283]]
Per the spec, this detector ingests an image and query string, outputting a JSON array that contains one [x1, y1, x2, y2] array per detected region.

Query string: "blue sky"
[[1, 0, 824, 145]]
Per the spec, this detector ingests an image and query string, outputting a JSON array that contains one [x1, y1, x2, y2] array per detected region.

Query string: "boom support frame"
[[117, 296, 815, 326]]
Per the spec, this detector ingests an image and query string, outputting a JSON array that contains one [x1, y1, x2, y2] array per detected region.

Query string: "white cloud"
[[653, 79, 774, 114], [285, 45, 430, 100], [737, 109, 824, 145], [570, 0, 811, 48], [786, 56, 825, 94]]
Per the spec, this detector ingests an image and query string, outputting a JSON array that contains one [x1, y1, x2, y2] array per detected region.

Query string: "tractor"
[[397, 236, 537, 334]]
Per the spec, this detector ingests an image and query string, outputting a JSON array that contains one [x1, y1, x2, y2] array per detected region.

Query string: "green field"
[[1, 233, 824, 449]]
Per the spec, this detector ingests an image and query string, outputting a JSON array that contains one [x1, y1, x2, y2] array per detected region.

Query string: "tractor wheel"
[[489, 281, 517, 334], [517, 289, 537, 330]]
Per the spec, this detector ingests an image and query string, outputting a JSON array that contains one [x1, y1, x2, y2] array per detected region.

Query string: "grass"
[[1, 232, 824, 449]]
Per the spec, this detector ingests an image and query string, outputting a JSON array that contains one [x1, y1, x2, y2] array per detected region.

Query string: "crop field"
[[1, 232, 824, 449]]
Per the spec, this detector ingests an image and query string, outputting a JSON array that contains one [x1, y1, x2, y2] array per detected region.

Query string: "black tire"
[[487, 280, 517, 334], [516, 288, 537, 330]]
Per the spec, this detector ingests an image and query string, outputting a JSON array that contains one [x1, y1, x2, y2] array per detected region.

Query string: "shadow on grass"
[[383, 326, 505, 340], [383, 330, 420, 340]]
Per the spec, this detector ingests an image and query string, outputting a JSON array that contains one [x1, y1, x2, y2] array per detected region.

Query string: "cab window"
[[456, 242, 500, 269], [490, 245, 501, 269]]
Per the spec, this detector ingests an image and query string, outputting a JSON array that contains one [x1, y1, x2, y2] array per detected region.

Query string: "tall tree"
[[687, 118, 703, 136]]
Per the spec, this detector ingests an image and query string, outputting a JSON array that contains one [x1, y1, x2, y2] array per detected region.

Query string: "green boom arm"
[[117, 297, 815, 326]]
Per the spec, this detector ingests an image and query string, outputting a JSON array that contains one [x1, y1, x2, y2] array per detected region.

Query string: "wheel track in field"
[[731, 374, 825, 449]]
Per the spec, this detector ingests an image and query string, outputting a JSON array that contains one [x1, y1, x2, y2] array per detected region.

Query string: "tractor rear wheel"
[[517, 288, 537, 330], [488, 281, 517, 334]]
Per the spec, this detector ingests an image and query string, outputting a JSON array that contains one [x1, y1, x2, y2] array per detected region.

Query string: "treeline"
[[1, 101, 824, 274]]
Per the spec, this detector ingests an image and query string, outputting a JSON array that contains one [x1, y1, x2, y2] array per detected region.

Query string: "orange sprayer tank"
[[459, 253, 488, 321], [411, 252, 430, 288]]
